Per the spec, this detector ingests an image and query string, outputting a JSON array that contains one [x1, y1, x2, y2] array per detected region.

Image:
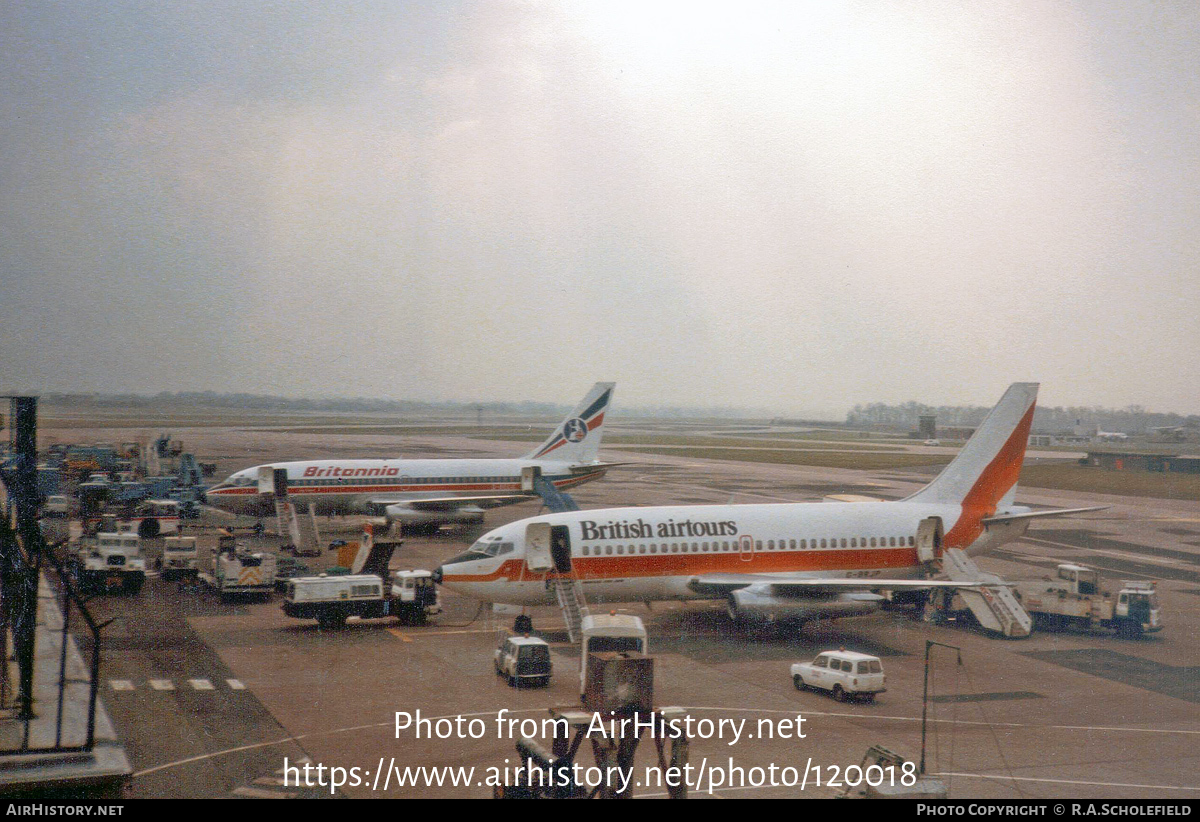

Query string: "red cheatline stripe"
[[443, 546, 919, 583]]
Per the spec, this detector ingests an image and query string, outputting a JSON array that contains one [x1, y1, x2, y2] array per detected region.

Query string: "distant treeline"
[[846, 402, 1200, 434], [39, 391, 767, 420]]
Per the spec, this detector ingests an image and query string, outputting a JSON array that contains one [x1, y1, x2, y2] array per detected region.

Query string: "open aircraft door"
[[916, 516, 943, 564], [521, 465, 541, 493], [257, 466, 288, 497], [525, 522, 554, 572]]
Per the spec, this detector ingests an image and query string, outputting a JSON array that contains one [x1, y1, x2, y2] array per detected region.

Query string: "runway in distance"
[[437, 383, 1105, 623], [204, 382, 616, 530]]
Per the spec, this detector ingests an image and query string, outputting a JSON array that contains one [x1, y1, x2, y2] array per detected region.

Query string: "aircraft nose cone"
[[431, 566, 443, 585]]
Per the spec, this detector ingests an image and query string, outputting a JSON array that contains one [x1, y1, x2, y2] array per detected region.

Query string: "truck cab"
[[391, 570, 441, 624], [1056, 564, 1099, 595], [161, 535, 199, 580], [1115, 580, 1161, 634], [75, 532, 146, 595]]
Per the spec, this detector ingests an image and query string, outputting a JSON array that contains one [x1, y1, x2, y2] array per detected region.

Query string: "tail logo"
[[563, 418, 588, 443]]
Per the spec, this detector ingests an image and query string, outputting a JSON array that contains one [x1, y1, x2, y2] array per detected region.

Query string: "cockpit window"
[[233, 475, 255, 487], [468, 537, 514, 557]]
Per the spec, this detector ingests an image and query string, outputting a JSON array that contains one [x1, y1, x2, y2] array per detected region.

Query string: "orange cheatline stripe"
[[441, 546, 920, 583], [943, 401, 1037, 549]]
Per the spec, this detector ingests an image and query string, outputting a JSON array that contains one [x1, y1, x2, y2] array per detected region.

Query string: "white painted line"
[[188, 678, 215, 691], [109, 680, 134, 691], [253, 777, 290, 786], [149, 679, 175, 691], [276, 758, 310, 775], [227, 679, 246, 690], [231, 786, 297, 799]]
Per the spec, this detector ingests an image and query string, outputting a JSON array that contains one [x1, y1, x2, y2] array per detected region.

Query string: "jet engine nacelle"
[[383, 504, 485, 527], [726, 588, 883, 624]]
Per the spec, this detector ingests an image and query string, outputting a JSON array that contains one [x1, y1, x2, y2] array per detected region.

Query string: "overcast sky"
[[1, 1, 1197, 417]]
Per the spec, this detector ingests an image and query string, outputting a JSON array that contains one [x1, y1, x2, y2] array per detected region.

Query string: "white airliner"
[[436, 383, 1104, 623], [204, 383, 616, 530]]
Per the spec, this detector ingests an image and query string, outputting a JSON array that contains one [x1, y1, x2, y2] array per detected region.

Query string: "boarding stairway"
[[549, 575, 590, 643], [273, 497, 322, 556], [939, 548, 1032, 638], [531, 473, 580, 513]]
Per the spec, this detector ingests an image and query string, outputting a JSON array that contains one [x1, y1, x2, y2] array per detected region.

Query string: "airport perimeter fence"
[[0, 396, 105, 754]]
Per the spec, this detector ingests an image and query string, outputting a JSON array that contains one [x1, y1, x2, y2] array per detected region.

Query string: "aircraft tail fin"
[[905, 383, 1038, 510], [524, 382, 615, 464]]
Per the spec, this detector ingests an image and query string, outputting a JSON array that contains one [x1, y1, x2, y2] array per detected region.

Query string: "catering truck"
[[282, 570, 439, 629], [1013, 563, 1162, 637], [281, 526, 439, 628]]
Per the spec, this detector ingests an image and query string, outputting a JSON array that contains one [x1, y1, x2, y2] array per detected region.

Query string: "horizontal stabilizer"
[[982, 506, 1108, 525]]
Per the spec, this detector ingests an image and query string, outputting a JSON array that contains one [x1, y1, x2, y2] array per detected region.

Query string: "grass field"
[[618, 446, 950, 471], [1019, 464, 1200, 501]]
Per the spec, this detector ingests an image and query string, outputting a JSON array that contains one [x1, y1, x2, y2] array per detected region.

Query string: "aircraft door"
[[257, 466, 280, 495], [739, 534, 755, 562], [550, 525, 572, 573], [916, 517, 943, 563], [525, 522, 554, 572], [521, 465, 541, 493]]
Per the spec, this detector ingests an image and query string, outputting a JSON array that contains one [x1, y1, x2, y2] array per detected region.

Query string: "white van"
[[791, 650, 886, 703]]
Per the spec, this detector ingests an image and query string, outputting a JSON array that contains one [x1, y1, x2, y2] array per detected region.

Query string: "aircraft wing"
[[982, 506, 1108, 525], [368, 494, 532, 512], [689, 573, 1000, 595]]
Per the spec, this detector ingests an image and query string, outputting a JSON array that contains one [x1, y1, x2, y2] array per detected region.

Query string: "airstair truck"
[[1014, 563, 1162, 637]]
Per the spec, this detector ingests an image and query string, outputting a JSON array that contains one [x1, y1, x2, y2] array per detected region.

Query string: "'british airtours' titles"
[[579, 517, 739, 541]]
